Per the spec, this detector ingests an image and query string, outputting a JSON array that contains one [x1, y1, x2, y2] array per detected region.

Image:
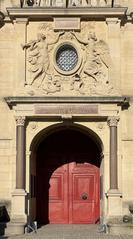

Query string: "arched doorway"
[[31, 126, 102, 225]]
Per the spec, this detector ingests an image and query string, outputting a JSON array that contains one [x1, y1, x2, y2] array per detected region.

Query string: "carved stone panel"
[[22, 22, 118, 97], [35, 104, 98, 115], [22, 0, 113, 7], [54, 18, 80, 30]]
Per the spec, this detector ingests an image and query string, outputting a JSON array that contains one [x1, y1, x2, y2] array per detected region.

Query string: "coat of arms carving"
[[22, 23, 118, 96]]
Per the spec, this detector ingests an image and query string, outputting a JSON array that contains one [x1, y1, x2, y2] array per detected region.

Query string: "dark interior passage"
[[36, 128, 101, 225]]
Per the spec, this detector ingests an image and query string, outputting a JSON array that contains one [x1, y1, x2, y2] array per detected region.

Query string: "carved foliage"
[[15, 116, 25, 126], [107, 116, 120, 127]]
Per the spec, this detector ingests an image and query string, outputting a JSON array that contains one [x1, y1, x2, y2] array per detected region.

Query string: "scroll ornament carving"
[[22, 24, 118, 96], [107, 116, 120, 127], [15, 116, 26, 126]]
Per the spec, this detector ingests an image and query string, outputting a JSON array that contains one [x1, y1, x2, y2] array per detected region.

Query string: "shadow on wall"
[[0, 206, 10, 236]]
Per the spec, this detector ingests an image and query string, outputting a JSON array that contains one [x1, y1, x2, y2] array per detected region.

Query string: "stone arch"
[[29, 122, 104, 224], [30, 122, 103, 154]]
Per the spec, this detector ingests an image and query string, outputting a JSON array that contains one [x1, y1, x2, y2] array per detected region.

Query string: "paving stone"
[[1, 225, 133, 239]]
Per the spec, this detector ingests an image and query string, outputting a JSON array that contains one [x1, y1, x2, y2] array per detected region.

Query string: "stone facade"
[[0, 0, 133, 236]]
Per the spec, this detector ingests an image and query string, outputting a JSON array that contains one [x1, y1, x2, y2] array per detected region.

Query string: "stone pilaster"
[[14, 18, 28, 90], [106, 18, 121, 91]]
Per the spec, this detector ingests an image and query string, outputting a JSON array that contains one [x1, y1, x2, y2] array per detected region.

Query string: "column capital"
[[15, 116, 26, 126], [107, 116, 120, 127]]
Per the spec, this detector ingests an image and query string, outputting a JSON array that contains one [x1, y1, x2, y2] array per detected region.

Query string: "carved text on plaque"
[[35, 104, 98, 115], [54, 18, 80, 30]]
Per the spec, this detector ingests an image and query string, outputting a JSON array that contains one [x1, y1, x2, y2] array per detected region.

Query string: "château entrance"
[[35, 127, 101, 225]]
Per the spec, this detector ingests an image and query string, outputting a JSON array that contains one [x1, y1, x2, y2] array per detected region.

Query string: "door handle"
[[81, 193, 88, 200]]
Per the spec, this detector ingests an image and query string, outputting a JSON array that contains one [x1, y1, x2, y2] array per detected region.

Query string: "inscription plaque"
[[35, 104, 98, 115], [54, 18, 80, 30]]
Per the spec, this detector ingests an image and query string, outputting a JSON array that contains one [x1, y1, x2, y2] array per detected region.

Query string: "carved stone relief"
[[22, 0, 113, 7], [107, 116, 120, 127], [9, 0, 121, 8], [15, 116, 26, 126], [29, 122, 38, 131], [22, 22, 118, 96]]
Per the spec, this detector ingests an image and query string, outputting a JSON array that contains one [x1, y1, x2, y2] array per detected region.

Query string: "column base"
[[8, 189, 27, 235], [106, 189, 122, 217], [0, 222, 26, 236]]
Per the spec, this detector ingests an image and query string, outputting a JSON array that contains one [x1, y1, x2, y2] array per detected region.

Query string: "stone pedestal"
[[107, 189, 122, 217], [9, 189, 27, 235]]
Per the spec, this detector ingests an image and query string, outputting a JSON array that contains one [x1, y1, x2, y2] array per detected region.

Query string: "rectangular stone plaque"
[[54, 18, 80, 30], [35, 104, 98, 115]]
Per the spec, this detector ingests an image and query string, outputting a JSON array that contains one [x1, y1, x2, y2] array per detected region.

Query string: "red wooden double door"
[[37, 153, 100, 224]]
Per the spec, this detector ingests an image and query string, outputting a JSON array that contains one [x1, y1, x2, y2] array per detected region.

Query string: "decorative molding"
[[106, 189, 122, 198], [5, 96, 130, 106], [29, 122, 38, 131], [15, 17, 29, 24], [97, 123, 104, 130], [61, 114, 73, 120], [15, 116, 26, 126], [107, 116, 120, 127], [106, 17, 120, 24], [12, 189, 27, 196]]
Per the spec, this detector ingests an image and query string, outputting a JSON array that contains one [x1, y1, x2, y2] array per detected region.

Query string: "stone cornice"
[[5, 96, 130, 108], [7, 7, 127, 20]]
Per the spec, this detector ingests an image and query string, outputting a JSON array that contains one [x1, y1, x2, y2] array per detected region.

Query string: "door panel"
[[49, 164, 69, 223], [69, 162, 99, 223], [37, 154, 100, 224], [49, 175, 63, 200]]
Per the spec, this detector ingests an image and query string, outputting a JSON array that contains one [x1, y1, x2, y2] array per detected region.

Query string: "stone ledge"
[[5, 96, 130, 107]]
